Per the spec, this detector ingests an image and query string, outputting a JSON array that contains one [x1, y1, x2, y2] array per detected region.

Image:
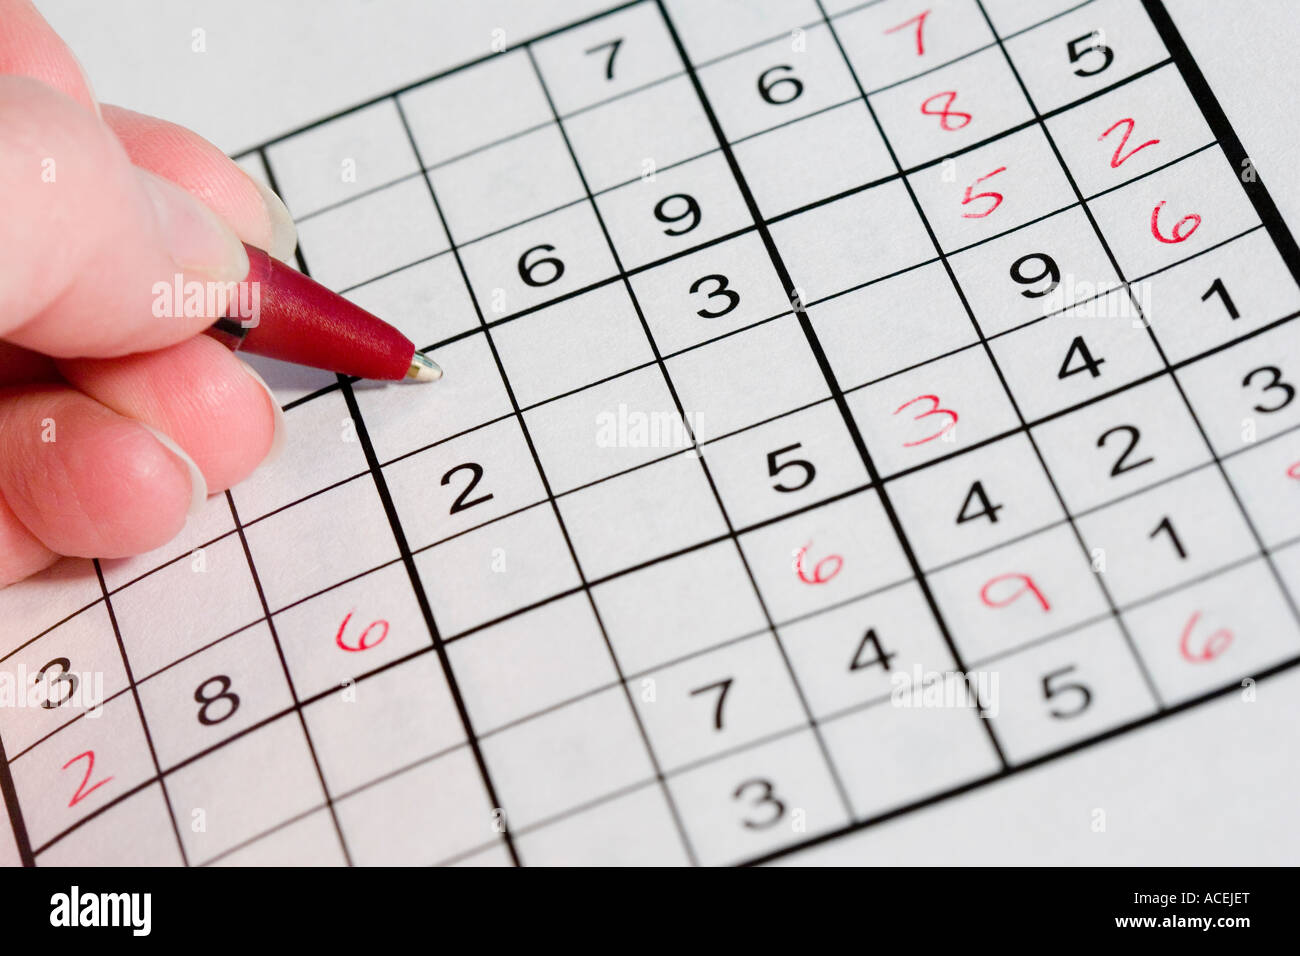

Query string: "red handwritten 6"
[[336, 610, 390, 653], [1179, 611, 1233, 663], [794, 542, 843, 585], [1150, 200, 1201, 244], [893, 394, 957, 446]]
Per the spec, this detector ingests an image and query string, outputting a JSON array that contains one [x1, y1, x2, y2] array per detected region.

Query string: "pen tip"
[[406, 351, 443, 383]]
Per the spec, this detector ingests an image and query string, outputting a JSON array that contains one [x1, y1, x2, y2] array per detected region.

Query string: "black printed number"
[[654, 193, 701, 236], [1067, 32, 1113, 76], [766, 444, 815, 492], [957, 480, 1003, 525], [1201, 277, 1239, 319], [195, 675, 240, 726], [1042, 665, 1091, 718], [690, 678, 733, 731], [37, 657, 78, 710], [584, 37, 622, 80], [1009, 252, 1060, 298], [1243, 365, 1295, 413], [757, 65, 803, 104], [518, 244, 564, 287], [690, 274, 739, 318], [733, 778, 785, 829], [1097, 425, 1153, 477], [442, 463, 494, 514], [1059, 335, 1105, 379], [849, 628, 896, 672]]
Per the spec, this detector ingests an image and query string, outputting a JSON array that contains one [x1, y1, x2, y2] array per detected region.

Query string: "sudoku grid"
[[3, 0, 1300, 867]]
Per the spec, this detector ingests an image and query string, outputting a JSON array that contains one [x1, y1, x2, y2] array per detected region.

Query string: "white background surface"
[[28, 0, 1300, 865]]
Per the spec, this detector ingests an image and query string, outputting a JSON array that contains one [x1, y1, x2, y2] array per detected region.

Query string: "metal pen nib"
[[406, 350, 443, 382]]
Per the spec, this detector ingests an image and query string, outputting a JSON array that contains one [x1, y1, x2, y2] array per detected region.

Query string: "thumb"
[[0, 74, 249, 359]]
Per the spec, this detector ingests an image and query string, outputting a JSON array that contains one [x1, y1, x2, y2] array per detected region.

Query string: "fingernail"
[[66, 48, 103, 120], [138, 423, 208, 517], [236, 357, 287, 467], [246, 174, 299, 263], [136, 168, 249, 281]]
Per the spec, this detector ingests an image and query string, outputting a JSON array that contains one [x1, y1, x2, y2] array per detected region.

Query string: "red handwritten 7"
[[884, 9, 930, 56]]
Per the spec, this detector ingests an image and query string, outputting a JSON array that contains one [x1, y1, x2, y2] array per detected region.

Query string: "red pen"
[[202, 243, 442, 382]]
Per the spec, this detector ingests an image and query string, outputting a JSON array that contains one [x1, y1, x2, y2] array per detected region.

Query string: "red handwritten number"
[[1150, 200, 1201, 243], [921, 91, 971, 131], [962, 167, 1007, 219], [335, 611, 390, 653], [1287, 461, 1300, 480], [62, 751, 113, 807], [1098, 118, 1159, 168], [884, 9, 929, 56], [1179, 611, 1233, 663], [893, 394, 958, 446], [980, 574, 1051, 612], [795, 543, 843, 585]]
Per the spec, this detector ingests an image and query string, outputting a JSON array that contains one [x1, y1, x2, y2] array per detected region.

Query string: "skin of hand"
[[0, 0, 297, 586]]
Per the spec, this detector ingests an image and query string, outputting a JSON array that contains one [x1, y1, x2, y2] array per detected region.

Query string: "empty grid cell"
[[1074, 466, 1258, 607], [398, 49, 553, 167], [1046, 64, 1213, 199], [772, 179, 935, 302], [342, 253, 479, 348], [632, 633, 808, 771], [0, 561, 99, 658], [303, 653, 464, 795], [779, 579, 958, 720], [209, 809, 346, 867], [334, 745, 500, 865], [629, 232, 791, 355], [9, 694, 157, 850], [667, 314, 829, 442], [831, 0, 995, 92], [0, 601, 129, 758], [273, 562, 432, 701], [696, 23, 860, 144], [458, 202, 619, 316], [242, 477, 400, 613], [230, 388, 368, 521], [1273, 542, 1300, 603], [532, 3, 683, 115], [295, 176, 450, 291], [492, 282, 655, 407], [1003, 0, 1169, 115], [739, 489, 912, 623], [595, 152, 752, 269], [136, 622, 294, 771], [869, 46, 1034, 169], [593, 540, 768, 674], [981, 0, 1086, 37], [821, 699, 1000, 820], [1222, 428, 1300, 549], [563, 75, 718, 193], [982, 618, 1158, 763], [428, 124, 588, 242], [525, 365, 685, 492], [947, 205, 1122, 338], [847, 345, 1020, 477], [480, 686, 655, 829], [36, 784, 182, 867], [559, 451, 728, 580], [1087, 148, 1258, 278], [667, 728, 848, 866], [111, 532, 264, 679], [384, 416, 547, 552], [448, 594, 618, 735], [165, 713, 325, 864], [516, 782, 689, 866], [704, 401, 870, 529], [415, 503, 580, 636], [907, 125, 1077, 252], [1031, 376, 1212, 513], [1177, 319, 1300, 457], [810, 260, 977, 390], [927, 523, 1111, 663], [989, 288, 1165, 419], [266, 99, 420, 218], [1140, 230, 1300, 363], [733, 100, 895, 218], [1122, 559, 1300, 706], [99, 493, 237, 591], [354, 332, 514, 464], [665, 0, 824, 65], [886, 432, 1066, 571]]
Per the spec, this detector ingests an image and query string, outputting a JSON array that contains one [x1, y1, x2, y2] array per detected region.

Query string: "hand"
[[0, 0, 296, 586]]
